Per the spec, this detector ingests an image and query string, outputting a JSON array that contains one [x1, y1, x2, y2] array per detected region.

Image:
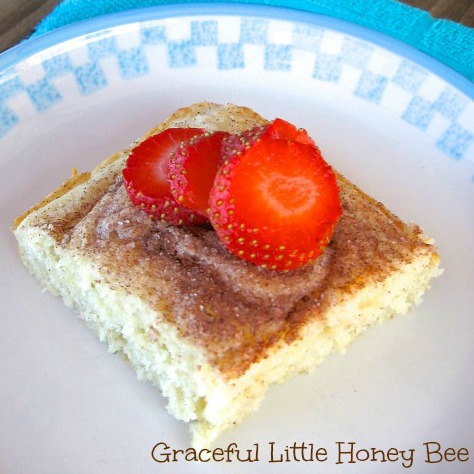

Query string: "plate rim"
[[1, 4, 473, 469], [1, 2, 473, 100]]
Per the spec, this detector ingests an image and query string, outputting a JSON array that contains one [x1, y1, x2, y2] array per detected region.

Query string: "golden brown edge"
[[11, 152, 123, 231], [11, 168, 89, 231]]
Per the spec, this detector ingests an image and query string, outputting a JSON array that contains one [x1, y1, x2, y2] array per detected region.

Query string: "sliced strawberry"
[[168, 131, 231, 216], [219, 118, 314, 164], [209, 135, 342, 271], [122, 127, 207, 225], [220, 125, 267, 162], [262, 117, 315, 145]]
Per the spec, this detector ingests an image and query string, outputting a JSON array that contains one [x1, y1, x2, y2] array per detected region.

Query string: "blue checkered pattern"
[[1, 16, 472, 161]]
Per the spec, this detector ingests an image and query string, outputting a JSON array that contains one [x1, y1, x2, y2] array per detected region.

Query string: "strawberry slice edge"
[[122, 127, 207, 225]]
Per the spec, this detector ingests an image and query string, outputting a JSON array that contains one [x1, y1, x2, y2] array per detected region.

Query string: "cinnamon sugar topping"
[[56, 173, 429, 377]]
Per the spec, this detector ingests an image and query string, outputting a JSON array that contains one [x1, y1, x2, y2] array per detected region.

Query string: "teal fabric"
[[31, 0, 473, 81]]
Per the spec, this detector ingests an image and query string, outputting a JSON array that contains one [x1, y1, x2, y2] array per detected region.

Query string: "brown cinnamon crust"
[[13, 102, 440, 379]]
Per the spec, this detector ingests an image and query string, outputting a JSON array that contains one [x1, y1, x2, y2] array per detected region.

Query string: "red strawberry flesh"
[[122, 117, 342, 271], [209, 135, 341, 270], [168, 131, 231, 216], [262, 118, 315, 146], [122, 127, 206, 225]]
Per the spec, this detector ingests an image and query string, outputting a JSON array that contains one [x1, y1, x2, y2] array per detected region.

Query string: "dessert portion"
[[12, 102, 441, 447]]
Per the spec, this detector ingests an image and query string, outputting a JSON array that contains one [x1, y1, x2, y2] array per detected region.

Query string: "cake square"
[[11, 102, 441, 447]]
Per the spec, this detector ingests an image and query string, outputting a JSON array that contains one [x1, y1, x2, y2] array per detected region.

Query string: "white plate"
[[1, 4, 473, 474]]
